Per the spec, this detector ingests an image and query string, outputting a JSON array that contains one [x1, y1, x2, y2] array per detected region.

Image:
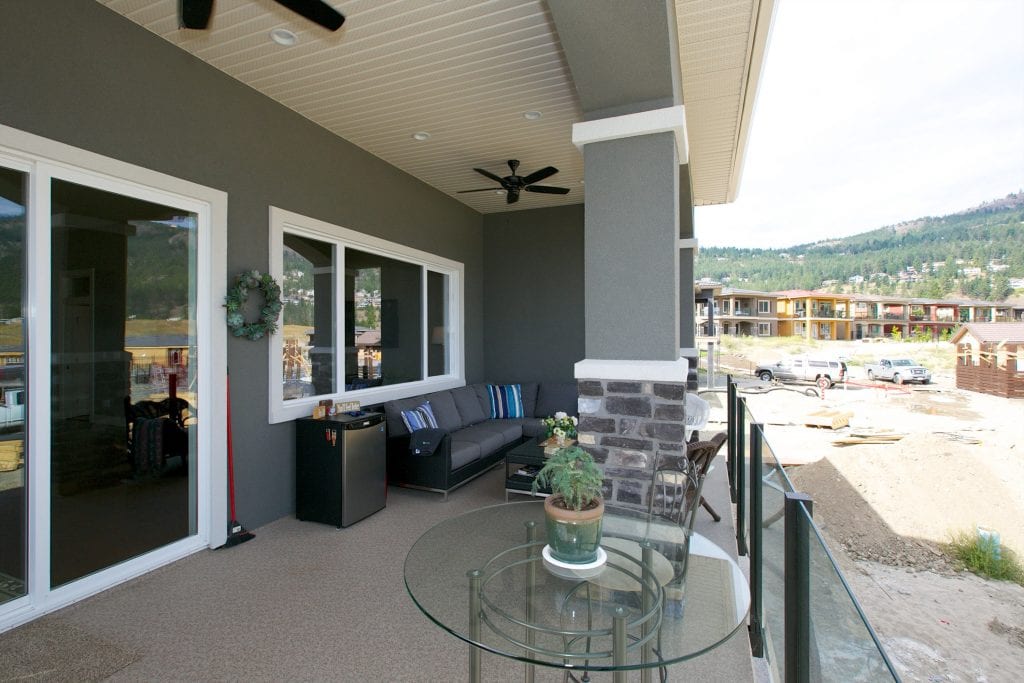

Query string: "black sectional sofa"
[[382, 382, 578, 498]]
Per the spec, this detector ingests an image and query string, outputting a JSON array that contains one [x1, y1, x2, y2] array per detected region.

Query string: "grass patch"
[[947, 530, 1024, 585]]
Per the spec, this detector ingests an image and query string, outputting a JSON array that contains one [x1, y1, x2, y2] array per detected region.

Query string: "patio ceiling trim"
[[571, 105, 688, 163]]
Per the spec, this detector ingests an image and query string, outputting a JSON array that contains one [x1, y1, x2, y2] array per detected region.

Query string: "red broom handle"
[[226, 370, 238, 522]]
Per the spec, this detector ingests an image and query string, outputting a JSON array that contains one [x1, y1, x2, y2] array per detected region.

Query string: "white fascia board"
[[574, 358, 690, 382], [572, 105, 688, 164]]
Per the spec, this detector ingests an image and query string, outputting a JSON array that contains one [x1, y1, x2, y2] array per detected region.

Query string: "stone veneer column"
[[575, 359, 689, 512]]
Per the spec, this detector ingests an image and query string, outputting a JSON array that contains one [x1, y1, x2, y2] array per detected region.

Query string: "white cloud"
[[696, 0, 1024, 249]]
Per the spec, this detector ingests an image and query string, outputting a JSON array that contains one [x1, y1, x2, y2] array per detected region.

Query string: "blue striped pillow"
[[487, 384, 524, 419], [401, 401, 439, 433]]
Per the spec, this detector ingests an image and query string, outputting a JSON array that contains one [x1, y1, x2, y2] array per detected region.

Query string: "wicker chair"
[[124, 396, 191, 476]]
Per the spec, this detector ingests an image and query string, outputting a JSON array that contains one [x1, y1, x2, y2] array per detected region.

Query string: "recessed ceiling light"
[[494, 190, 504, 195], [523, 111, 543, 121], [412, 131, 431, 141], [269, 28, 297, 46]]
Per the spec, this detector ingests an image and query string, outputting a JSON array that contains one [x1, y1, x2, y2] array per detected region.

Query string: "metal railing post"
[[735, 396, 747, 556], [785, 492, 813, 683], [468, 569, 483, 683], [749, 424, 764, 657], [727, 376, 737, 501]]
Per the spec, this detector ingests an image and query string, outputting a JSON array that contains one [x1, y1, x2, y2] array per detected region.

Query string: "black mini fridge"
[[295, 412, 386, 528]]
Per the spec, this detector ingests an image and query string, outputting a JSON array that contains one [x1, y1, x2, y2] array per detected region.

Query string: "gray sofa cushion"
[[473, 384, 493, 417], [535, 381, 578, 418], [428, 391, 462, 432], [452, 386, 488, 426], [384, 395, 426, 437], [518, 382, 539, 417], [451, 425, 504, 455], [449, 440, 481, 470], [504, 417, 546, 439], [476, 419, 525, 445]]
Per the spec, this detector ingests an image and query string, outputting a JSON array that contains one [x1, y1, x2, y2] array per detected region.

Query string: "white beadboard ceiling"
[[98, 0, 770, 213]]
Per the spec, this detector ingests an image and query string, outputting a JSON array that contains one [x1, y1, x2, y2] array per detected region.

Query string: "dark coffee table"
[[503, 436, 551, 500]]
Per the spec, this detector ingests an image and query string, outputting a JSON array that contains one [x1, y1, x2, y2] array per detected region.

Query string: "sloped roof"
[[950, 322, 1024, 345]]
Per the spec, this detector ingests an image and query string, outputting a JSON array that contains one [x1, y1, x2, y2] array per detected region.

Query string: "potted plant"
[[541, 411, 578, 441], [532, 446, 605, 564]]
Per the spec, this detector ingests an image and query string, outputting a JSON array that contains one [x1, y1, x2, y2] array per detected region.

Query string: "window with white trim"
[[758, 299, 770, 314], [269, 208, 464, 423], [758, 322, 771, 336]]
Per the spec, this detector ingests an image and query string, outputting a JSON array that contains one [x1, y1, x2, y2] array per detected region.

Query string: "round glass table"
[[404, 501, 750, 682]]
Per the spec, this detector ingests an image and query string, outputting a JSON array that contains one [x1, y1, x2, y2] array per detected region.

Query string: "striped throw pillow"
[[487, 384, 524, 419], [401, 401, 439, 433]]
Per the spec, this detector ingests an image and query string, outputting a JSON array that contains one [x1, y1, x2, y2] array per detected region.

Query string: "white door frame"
[[0, 123, 227, 632]]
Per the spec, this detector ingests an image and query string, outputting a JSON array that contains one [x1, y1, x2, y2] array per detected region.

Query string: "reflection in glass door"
[[50, 179, 198, 587], [0, 167, 27, 605]]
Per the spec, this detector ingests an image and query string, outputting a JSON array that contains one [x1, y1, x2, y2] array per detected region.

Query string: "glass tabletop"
[[404, 501, 750, 672]]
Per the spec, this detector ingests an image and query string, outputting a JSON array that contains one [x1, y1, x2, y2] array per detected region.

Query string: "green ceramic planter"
[[543, 495, 604, 564]]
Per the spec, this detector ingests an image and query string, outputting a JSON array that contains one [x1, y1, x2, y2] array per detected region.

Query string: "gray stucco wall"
[[0, 1, 485, 527], [482, 205, 585, 383], [583, 133, 680, 360]]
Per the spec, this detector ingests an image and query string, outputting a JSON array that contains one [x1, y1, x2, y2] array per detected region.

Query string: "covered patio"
[[0, 2, 775, 671]]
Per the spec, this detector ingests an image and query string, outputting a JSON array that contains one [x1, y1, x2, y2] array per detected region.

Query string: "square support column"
[[574, 106, 687, 362]]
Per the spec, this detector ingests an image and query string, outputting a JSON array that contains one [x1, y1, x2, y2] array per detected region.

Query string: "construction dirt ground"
[[709, 339, 1024, 682]]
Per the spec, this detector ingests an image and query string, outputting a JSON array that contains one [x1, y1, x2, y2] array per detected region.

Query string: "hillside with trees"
[[696, 192, 1024, 300]]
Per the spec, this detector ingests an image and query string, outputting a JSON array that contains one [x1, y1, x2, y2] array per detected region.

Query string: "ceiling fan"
[[180, 0, 345, 31], [458, 160, 571, 204]]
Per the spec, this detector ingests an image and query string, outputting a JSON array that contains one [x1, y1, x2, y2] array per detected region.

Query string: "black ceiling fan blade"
[[524, 185, 571, 195], [457, 188, 501, 194], [272, 0, 345, 31], [521, 166, 559, 185], [180, 0, 214, 29], [472, 167, 506, 184]]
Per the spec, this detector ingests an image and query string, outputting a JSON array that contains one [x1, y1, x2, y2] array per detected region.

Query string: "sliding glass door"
[[49, 179, 198, 586], [0, 125, 225, 628], [0, 167, 26, 606]]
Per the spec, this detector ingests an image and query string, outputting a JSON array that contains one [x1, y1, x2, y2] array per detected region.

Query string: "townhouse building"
[[697, 285, 1024, 341]]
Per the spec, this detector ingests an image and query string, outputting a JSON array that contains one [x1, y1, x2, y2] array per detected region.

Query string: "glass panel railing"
[[803, 504, 899, 681], [759, 433, 793, 678], [735, 382, 899, 682], [738, 400, 759, 551]]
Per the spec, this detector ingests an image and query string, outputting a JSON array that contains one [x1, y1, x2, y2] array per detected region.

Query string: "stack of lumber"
[[0, 439, 24, 471], [804, 409, 854, 430], [831, 430, 906, 447]]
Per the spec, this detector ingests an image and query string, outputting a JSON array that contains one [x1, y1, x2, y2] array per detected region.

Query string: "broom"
[[221, 369, 254, 547]]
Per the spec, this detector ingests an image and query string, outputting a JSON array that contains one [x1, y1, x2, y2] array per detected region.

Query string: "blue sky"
[[695, 0, 1024, 249]]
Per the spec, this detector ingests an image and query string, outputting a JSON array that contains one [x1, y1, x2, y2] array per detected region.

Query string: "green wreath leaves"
[[224, 270, 283, 340]]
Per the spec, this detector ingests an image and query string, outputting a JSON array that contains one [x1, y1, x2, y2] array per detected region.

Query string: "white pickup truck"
[[864, 358, 931, 384]]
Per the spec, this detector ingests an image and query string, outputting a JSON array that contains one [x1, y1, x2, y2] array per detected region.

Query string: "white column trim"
[[574, 358, 690, 382], [678, 237, 698, 252], [572, 105, 688, 163]]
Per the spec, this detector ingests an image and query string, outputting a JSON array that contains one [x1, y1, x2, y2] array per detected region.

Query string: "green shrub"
[[947, 530, 1024, 585]]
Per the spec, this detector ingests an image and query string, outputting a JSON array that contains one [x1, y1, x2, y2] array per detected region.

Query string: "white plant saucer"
[[541, 545, 608, 579]]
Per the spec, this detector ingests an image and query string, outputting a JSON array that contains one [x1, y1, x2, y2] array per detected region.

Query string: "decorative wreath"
[[224, 270, 283, 340]]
